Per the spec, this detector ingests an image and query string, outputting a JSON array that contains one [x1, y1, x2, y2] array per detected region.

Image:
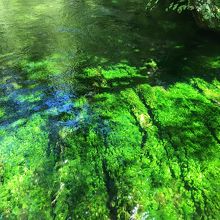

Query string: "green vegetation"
[[0, 62, 219, 219], [0, 0, 219, 219]]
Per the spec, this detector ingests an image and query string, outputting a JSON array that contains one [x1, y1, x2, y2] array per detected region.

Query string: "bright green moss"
[[83, 63, 139, 80], [192, 78, 220, 103], [0, 114, 54, 219], [52, 123, 110, 219], [101, 63, 138, 79], [0, 61, 219, 219], [84, 64, 220, 219]]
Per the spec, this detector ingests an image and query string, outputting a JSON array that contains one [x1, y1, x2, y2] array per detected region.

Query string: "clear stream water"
[[0, 0, 219, 123], [0, 0, 220, 219]]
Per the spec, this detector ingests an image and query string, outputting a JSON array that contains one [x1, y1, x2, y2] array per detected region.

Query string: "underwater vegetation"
[[0, 0, 220, 219], [0, 60, 219, 219]]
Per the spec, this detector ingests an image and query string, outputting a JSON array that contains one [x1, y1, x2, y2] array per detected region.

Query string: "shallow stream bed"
[[0, 0, 219, 219]]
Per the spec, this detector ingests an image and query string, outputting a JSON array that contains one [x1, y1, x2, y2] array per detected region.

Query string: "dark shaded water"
[[1, 1, 219, 73]]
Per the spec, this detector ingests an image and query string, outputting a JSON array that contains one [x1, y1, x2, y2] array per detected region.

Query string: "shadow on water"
[[157, 28, 220, 84]]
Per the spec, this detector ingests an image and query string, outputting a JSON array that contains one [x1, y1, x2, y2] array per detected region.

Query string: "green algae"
[[0, 60, 220, 219], [0, 114, 54, 219], [1, 61, 219, 219], [72, 63, 220, 219], [0, 0, 219, 218], [88, 64, 220, 219], [18, 58, 63, 81]]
